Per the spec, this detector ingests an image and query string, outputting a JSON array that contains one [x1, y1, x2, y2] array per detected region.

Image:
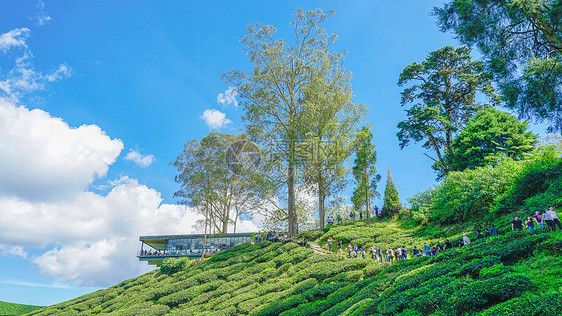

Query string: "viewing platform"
[[137, 232, 253, 266]]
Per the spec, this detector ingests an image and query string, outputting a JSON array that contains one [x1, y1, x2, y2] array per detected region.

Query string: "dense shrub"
[[160, 257, 190, 275], [450, 275, 532, 313]]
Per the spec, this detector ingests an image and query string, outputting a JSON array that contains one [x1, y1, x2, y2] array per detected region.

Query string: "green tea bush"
[[450, 275, 532, 313], [159, 257, 190, 275]]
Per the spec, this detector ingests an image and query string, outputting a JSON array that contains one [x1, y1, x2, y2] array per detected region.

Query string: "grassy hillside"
[[0, 301, 42, 315], [26, 218, 562, 315]]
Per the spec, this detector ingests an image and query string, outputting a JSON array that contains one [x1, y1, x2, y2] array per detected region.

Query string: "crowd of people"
[[327, 206, 382, 226], [511, 207, 561, 232], [324, 206, 561, 262]]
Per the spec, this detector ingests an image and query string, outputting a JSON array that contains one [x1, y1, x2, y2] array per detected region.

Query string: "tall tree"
[[223, 9, 353, 236], [397, 46, 498, 177], [382, 168, 401, 216], [435, 0, 562, 132], [172, 133, 264, 234], [445, 108, 537, 172], [297, 67, 367, 228], [351, 125, 381, 218]]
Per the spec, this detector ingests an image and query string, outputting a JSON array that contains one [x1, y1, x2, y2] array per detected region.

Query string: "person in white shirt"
[[462, 234, 471, 245], [547, 207, 562, 231]]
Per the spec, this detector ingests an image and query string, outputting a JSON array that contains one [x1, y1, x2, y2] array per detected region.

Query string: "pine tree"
[[382, 168, 401, 217]]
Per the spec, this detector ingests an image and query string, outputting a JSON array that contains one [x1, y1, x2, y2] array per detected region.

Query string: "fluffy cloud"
[[0, 28, 30, 52], [201, 109, 232, 129], [124, 149, 155, 167], [217, 87, 238, 108], [0, 98, 258, 287], [0, 99, 123, 201]]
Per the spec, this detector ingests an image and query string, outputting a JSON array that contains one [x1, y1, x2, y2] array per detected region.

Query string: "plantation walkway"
[[308, 242, 330, 255]]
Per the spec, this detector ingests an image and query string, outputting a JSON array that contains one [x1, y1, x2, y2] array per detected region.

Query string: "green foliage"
[[352, 125, 381, 217], [159, 257, 190, 275], [397, 46, 497, 176], [445, 108, 537, 172], [0, 301, 43, 315], [435, 0, 562, 132], [382, 169, 401, 216]]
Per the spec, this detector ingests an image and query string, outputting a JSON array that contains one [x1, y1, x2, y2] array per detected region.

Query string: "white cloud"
[[0, 28, 30, 52], [0, 99, 123, 201], [0, 245, 28, 259], [0, 98, 258, 287], [201, 109, 232, 129], [124, 149, 155, 167], [217, 87, 238, 108], [0, 28, 71, 101]]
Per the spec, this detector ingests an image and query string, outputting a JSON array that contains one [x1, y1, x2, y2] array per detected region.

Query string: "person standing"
[[370, 246, 376, 260], [533, 210, 544, 228], [347, 243, 353, 258], [463, 234, 471, 245], [337, 214, 342, 224], [338, 240, 343, 255], [378, 248, 383, 262], [361, 246, 366, 259], [525, 216, 535, 231], [543, 209, 554, 231], [401, 246, 407, 259], [444, 239, 453, 250], [412, 246, 420, 258], [353, 244, 358, 258], [386, 248, 395, 263], [547, 207, 562, 231], [395, 247, 402, 261], [374, 205, 379, 217], [490, 225, 499, 236], [512, 216, 523, 231], [436, 242, 444, 252], [328, 237, 333, 252]]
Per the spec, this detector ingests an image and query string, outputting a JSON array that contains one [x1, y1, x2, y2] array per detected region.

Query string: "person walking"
[[436, 242, 444, 252], [347, 243, 353, 258], [401, 246, 407, 260], [370, 246, 376, 260], [337, 214, 342, 224], [490, 225, 499, 235], [361, 246, 366, 259], [353, 244, 358, 258], [547, 207, 562, 231], [378, 248, 383, 262], [395, 247, 402, 261], [423, 243, 431, 256], [328, 237, 333, 252]]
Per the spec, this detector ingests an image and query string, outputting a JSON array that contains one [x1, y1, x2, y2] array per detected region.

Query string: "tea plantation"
[[0, 301, 42, 315], [26, 219, 562, 315]]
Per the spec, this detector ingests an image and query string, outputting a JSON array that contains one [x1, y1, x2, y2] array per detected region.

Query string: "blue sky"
[[0, 0, 550, 306]]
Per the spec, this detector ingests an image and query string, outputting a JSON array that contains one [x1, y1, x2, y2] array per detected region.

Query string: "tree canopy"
[[435, 0, 562, 132], [352, 125, 381, 218], [382, 168, 401, 216], [397, 46, 498, 178], [444, 108, 537, 172]]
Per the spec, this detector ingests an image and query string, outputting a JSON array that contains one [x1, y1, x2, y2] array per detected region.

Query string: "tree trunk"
[[318, 188, 325, 229], [288, 139, 296, 237], [365, 170, 371, 218]]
